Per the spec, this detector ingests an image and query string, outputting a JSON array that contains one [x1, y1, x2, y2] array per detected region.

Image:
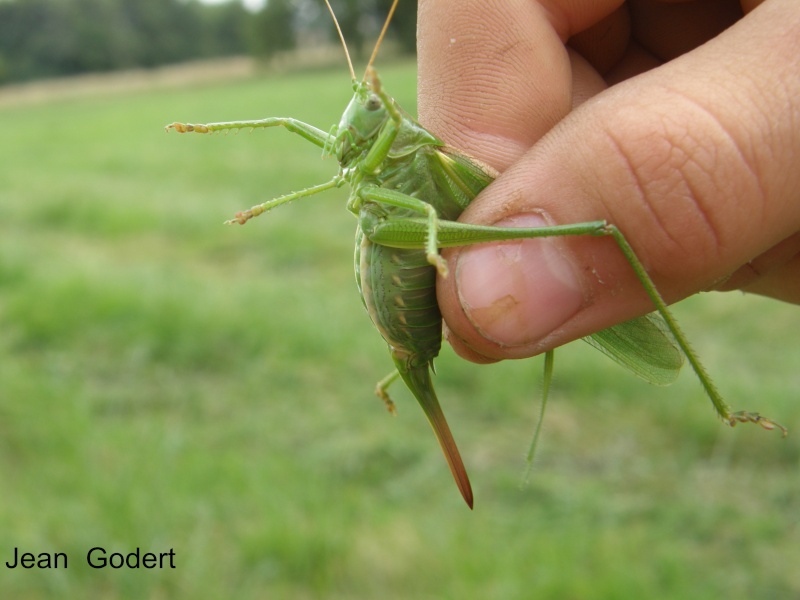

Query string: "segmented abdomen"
[[355, 226, 441, 367]]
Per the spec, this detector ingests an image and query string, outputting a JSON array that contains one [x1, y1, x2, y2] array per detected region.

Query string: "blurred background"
[[0, 0, 416, 85], [1, 1, 798, 598]]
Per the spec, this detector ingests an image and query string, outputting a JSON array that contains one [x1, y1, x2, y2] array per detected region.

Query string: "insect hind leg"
[[375, 216, 786, 435], [600, 223, 786, 435]]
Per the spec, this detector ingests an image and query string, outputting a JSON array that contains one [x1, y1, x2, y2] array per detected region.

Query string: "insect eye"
[[365, 95, 382, 111]]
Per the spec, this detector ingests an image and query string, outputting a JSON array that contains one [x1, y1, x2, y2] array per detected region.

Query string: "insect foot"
[[729, 411, 788, 437], [375, 387, 398, 415], [224, 211, 253, 226], [165, 122, 209, 134]]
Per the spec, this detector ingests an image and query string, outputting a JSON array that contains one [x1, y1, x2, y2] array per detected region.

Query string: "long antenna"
[[323, 0, 356, 81], [363, 0, 399, 80]]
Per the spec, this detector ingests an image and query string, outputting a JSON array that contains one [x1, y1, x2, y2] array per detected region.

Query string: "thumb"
[[437, 1, 800, 362]]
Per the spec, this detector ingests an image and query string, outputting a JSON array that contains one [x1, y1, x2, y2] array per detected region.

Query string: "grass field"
[[1, 61, 798, 599]]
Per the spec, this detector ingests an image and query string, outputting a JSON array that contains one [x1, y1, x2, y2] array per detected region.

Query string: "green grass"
[[1, 61, 798, 599]]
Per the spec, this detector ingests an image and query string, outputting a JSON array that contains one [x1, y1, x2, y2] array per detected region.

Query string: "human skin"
[[417, 0, 800, 364]]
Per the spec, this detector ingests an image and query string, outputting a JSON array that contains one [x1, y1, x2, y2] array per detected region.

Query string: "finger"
[[417, 0, 623, 171], [742, 253, 800, 303], [436, 0, 800, 361], [713, 231, 800, 303], [628, 0, 743, 62], [418, 0, 630, 363], [573, 2, 742, 85]]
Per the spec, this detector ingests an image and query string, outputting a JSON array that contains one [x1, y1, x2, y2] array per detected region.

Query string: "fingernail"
[[455, 214, 585, 347]]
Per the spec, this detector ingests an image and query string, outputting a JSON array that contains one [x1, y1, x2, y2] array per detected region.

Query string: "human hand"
[[418, 0, 800, 363]]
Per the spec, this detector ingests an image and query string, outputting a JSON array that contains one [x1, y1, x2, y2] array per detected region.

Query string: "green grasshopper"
[[167, 0, 785, 508]]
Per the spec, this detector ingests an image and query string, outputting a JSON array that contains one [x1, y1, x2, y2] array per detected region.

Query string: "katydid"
[[166, 0, 785, 509]]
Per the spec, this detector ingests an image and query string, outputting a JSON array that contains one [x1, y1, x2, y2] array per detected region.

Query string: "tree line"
[[0, 0, 416, 85]]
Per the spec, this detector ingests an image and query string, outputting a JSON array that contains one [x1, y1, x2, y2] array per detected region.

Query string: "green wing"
[[428, 146, 498, 218], [582, 313, 684, 386]]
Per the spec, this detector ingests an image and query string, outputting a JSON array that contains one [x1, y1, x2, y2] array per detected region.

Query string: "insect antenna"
[[363, 0, 399, 81], [323, 0, 356, 81]]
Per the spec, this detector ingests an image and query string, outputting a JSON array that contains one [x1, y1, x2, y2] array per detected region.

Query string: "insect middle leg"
[[375, 369, 400, 415], [360, 186, 449, 276]]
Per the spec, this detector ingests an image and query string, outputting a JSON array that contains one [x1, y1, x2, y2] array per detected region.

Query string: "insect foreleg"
[[367, 67, 401, 124], [361, 118, 400, 174], [361, 187, 448, 276], [166, 117, 331, 149], [370, 216, 786, 435], [360, 69, 404, 174]]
